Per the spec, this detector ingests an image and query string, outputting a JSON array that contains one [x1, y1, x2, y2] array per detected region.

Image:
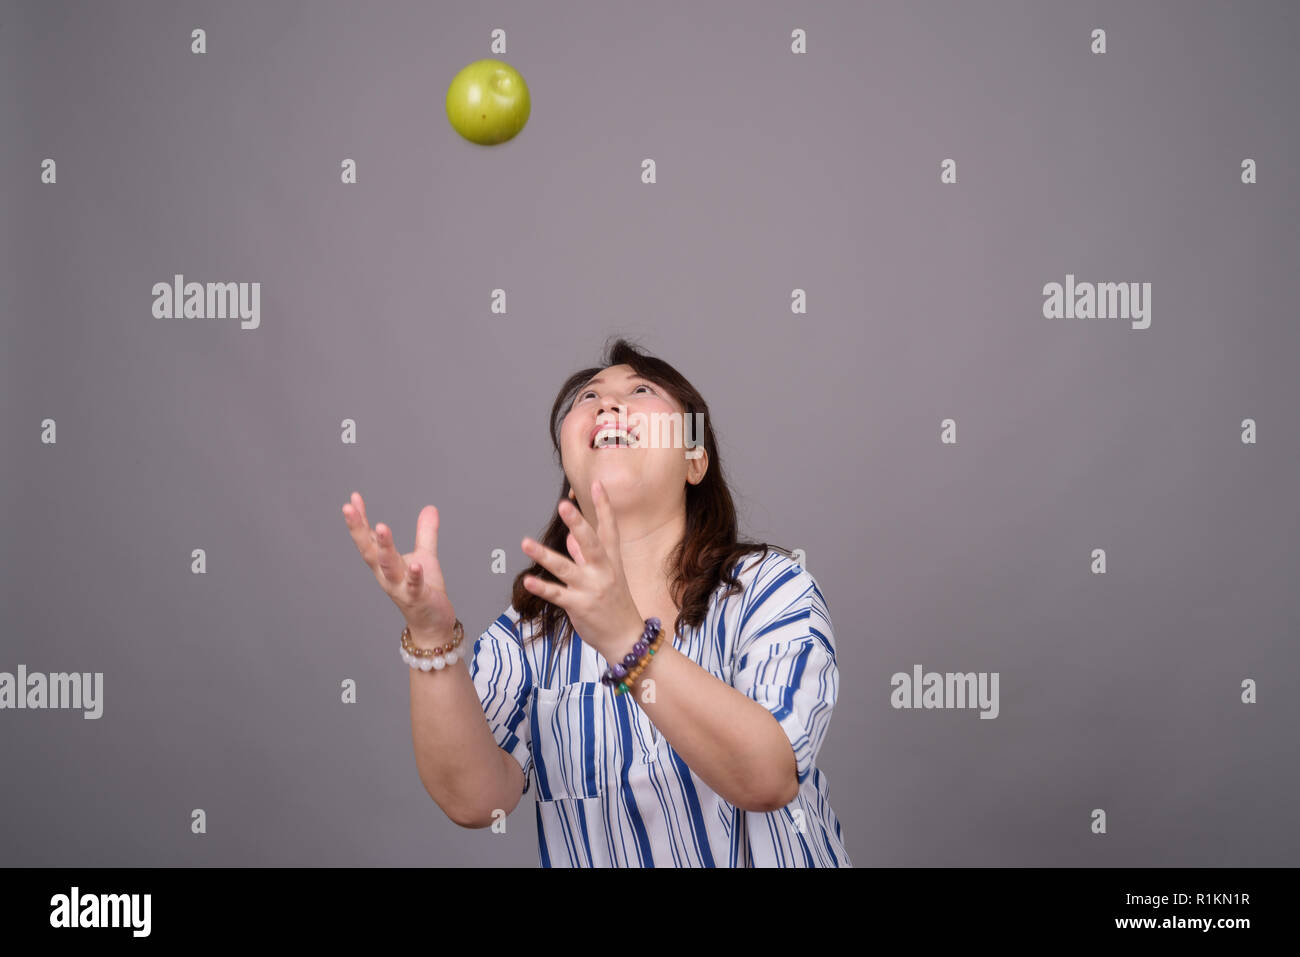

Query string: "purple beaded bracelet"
[[600, 617, 662, 695]]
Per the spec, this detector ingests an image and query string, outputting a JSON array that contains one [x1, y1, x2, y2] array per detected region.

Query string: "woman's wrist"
[[407, 614, 458, 651], [601, 616, 665, 694], [401, 618, 466, 672]]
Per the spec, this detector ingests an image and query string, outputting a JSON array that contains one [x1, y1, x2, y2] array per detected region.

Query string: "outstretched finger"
[[522, 573, 573, 609], [406, 561, 424, 596], [557, 497, 601, 566], [523, 535, 580, 585], [415, 505, 439, 556], [374, 523, 406, 585], [343, 496, 377, 559]]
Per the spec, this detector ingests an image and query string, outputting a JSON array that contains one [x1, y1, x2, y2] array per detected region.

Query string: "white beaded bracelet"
[[400, 645, 462, 671], [400, 620, 465, 672]]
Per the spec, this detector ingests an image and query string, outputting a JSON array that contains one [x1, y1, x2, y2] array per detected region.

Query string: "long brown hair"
[[511, 336, 778, 659]]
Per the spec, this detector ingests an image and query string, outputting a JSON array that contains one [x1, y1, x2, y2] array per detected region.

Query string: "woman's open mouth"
[[591, 427, 641, 449]]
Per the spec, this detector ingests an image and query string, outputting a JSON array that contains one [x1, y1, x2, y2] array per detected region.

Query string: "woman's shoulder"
[[477, 604, 529, 644], [725, 547, 835, 653], [721, 545, 823, 615], [731, 544, 812, 586]]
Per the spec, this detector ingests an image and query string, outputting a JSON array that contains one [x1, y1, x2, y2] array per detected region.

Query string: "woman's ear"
[[686, 447, 709, 486], [568, 487, 577, 500]]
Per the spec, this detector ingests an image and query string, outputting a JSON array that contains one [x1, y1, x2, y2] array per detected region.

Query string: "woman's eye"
[[577, 384, 654, 401]]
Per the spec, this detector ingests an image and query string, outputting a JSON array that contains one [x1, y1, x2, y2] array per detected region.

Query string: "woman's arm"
[[516, 487, 819, 812], [408, 624, 526, 827], [628, 643, 799, 812]]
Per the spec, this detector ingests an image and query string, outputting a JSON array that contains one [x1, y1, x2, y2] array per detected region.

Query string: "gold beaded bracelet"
[[400, 619, 465, 672], [614, 625, 668, 696]]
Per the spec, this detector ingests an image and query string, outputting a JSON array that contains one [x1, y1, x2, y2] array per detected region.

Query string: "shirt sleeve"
[[467, 608, 534, 795], [729, 555, 839, 788]]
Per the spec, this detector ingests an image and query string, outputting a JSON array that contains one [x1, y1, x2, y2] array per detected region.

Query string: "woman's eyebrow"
[[578, 374, 651, 392]]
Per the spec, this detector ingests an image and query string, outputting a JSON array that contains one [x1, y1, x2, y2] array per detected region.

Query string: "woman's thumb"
[[415, 505, 439, 555]]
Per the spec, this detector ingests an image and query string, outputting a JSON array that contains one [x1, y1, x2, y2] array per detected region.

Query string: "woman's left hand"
[[521, 479, 648, 666]]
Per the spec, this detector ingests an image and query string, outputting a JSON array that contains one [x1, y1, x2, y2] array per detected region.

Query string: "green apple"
[[445, 59, 531, 145]]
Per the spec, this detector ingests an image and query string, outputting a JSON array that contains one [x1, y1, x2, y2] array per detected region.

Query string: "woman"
[[342, 338, 851, 867]]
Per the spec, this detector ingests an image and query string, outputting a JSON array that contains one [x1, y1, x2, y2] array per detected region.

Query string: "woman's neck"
[[609, 507, 685, 619]]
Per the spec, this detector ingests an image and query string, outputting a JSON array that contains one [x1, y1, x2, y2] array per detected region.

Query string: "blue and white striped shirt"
[[468, 548, 852, 867]]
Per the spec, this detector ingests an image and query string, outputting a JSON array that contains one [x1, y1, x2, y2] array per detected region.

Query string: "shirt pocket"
[[530, 681, 607, 802]]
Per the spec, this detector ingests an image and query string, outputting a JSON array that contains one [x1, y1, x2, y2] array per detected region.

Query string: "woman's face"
[[559, 364, 703, 518]]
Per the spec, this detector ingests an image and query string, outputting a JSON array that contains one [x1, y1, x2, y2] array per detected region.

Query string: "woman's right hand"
[[342, 491, 457, 641]]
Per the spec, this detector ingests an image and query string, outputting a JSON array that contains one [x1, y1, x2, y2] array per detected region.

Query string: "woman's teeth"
[[593, 428, 637, 448]]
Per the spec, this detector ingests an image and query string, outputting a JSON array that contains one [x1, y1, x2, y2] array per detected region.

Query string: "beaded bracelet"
[[614, 627, 666, 696], [601, 617, 665, 696], [400, 619, 465, 672]]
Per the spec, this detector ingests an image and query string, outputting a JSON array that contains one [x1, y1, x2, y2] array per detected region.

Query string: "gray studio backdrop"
[[3, 0, 1298, 867]]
